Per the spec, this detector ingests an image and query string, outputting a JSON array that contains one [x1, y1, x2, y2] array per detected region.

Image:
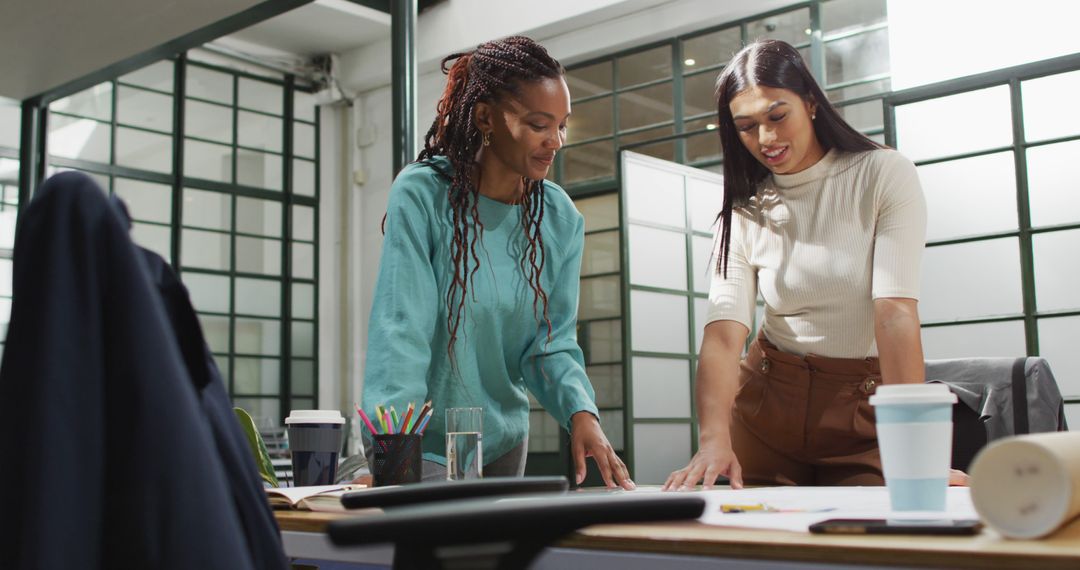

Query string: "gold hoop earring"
[[482, 131, 492, 147]]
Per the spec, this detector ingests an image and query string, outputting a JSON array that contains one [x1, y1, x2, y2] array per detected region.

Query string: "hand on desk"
[[571, 411, 635, 490], [662, 440, 744, 491], [949, 469, 970, 486]]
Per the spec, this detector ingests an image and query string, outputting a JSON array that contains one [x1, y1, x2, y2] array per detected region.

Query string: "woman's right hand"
[[667, 320, 749, 491], [662, 439, 743, 490]]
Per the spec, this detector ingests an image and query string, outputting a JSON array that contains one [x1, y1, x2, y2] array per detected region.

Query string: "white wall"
[[888, 0, 1080, 89]]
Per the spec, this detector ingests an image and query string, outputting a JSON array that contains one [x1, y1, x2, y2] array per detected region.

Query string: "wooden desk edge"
[[274, 511, 1080, 569], [276, 510, 342, 533], [562, 521, 1080, 570]]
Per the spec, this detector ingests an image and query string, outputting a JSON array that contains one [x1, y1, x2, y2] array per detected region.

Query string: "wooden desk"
[[276, 507, 1080, 569]]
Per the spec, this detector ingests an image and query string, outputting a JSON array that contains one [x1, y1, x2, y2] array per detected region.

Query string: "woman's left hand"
[[570, 411, 635, 490]]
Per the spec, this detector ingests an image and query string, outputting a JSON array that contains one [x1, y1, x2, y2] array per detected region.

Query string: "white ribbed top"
[[705, 149, 927, 358]]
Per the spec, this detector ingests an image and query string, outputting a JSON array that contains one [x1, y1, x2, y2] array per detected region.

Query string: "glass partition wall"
[[540, 0, 894, 483], [548, 0, 1077, 484], [886, 59, 1080, 430], [0, 98, 20, 364], [38, 56, 319, 429]]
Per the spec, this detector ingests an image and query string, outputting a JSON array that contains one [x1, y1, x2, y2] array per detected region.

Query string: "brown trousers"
[[732, 332, 884, 486]]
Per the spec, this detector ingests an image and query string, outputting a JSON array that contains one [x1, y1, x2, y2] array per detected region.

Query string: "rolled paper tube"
[[969, 431, 1080, 539]]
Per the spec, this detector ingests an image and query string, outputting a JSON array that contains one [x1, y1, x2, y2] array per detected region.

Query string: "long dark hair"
[[415, 36, 564, 358], [714, 39, 882, 276]]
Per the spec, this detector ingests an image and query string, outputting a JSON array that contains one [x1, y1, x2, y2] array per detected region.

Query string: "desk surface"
[[275, 505, 1080, 569]]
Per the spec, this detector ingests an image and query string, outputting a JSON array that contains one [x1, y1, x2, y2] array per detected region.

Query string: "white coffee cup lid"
[[285, 409, 345, 425], [869, 383, 957, 406]]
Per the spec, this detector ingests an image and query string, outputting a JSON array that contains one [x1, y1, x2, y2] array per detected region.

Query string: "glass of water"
[[445, 407, 483, 480]]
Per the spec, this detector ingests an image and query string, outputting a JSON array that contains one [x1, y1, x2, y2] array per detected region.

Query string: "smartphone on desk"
[[809, 518, 983, 535]]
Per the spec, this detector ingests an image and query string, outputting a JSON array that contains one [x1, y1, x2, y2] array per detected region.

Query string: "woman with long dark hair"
[[664, 39, 961, 489], [362, 36, 632, 488]]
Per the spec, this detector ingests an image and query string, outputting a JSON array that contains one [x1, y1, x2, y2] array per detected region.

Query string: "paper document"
[[697, 486, 977, 533]]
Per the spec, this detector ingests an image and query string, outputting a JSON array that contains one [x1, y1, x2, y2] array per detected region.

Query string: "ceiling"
[[0, 0, 390, 102], [225, 0, 389, 57]]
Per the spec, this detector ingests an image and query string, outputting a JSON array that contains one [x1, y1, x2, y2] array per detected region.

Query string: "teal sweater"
[[361, 157, 598, 466]]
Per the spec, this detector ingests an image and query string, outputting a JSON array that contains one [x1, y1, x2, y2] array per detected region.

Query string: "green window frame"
[[28, 54, 319, 428]]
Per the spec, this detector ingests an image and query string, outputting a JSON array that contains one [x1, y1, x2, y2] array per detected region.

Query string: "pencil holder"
[[372, 433, 422, 486]]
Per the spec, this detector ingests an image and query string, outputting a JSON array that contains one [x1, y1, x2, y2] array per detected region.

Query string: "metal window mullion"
[[1026, 133, 1080, 149], [116, 81, 176, 98], [44, 157, 175, 184], [630, 350, 695, 360], [571, 91, 614, 105], [672, 39, 686, 164], [912, 146, 1014, 168], [281, 75, 295, 419], [680, 175, 699, 453], [921, 314, 1026, 328], [582, 270, 621, 280], [927, 230, 1019, 248], [110, 79, 118, 172], [883, 96, 897, 148], [610, 58, 621, 164], [563, 134, 615, 148], [227, 74, 240, 397], [826, 73, 891, 94], [809, 1, 825, 85], [563, 179, 617, 199], [18, 98, 46, 214], [236, 143, 284, 156], [1031, 221, 1080, 235], [171, 56, 186, 270], [583, 227, 619, 237], [113, 123, 174, 138], [1035, 308, 1080, 319], [310, 86, 321, 409], [617, 158, 634, 480], [1010, 79, 1039, 356]]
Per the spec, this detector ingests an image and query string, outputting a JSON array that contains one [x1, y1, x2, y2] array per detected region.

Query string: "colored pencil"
[[410, 401, 432, 434], [401, 403, 415, 434], [354, 403, 379, 435], [415, 409, 434, 435], [390, 406, 400, 432], [384, 409, 395, 434], [375, 405, 388, 433]]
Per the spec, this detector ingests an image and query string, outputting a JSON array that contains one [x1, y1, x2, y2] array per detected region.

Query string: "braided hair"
[[416, 36, 565, 360]]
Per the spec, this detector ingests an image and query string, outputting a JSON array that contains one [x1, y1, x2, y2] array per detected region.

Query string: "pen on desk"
[[720, 503, 772, 513], [719, 503, 837, 514], [354, 403, 379, 435]]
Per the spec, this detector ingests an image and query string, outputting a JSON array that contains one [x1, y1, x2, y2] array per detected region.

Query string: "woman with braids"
[[664, 40, 968, 490], [362, 36, 633, 489]]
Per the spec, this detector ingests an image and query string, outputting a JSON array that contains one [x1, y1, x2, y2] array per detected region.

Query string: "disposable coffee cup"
[[285, 410, 345, 487], [869, 384, 957, 511]]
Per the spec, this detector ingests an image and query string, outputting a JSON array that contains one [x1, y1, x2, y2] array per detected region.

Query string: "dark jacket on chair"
[[136, 222, 288, 570], [927, 357, 1067, 471], [0, 172, 287, 569]]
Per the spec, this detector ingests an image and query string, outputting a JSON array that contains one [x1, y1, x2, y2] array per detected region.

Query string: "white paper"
[[696, 486, 978, 533]]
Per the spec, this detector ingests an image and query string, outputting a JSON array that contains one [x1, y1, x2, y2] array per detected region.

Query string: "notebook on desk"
[[266, 484, 367, 512]]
